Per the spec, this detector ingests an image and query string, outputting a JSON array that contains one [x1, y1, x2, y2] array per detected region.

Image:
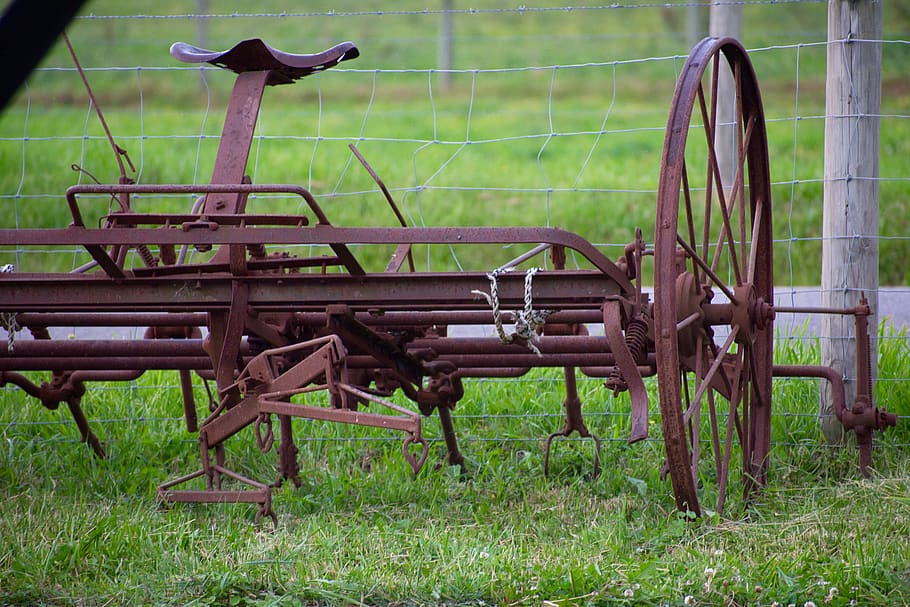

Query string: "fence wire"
[[1, 2, 908, 455]]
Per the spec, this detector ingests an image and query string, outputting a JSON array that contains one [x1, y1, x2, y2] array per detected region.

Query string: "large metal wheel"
[[653, 38, 775, 516]]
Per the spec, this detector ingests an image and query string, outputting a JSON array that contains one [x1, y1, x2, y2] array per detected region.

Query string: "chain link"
[[255, 413, 275, 453]]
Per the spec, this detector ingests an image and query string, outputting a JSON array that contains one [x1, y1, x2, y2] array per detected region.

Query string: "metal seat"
[[170, 38, 359, 85]]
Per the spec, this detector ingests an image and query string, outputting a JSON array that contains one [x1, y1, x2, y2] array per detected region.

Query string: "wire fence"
[[1, 1, 908, 453]]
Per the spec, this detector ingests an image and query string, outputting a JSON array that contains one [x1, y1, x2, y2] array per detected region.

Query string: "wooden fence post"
[[820, 0, 882, 443]]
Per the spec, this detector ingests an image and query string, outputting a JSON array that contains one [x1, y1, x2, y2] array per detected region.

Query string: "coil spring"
[[606, 316, 649, 393], [136, 244, 158, 267]]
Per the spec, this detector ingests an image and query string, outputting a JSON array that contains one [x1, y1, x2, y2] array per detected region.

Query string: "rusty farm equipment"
[[0, 36, 897, 523]]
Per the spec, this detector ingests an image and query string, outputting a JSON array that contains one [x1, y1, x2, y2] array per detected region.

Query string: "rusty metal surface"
[[651, 37, 777, 516], [0, 36, 897, 522], [170, 38, 359, 85]]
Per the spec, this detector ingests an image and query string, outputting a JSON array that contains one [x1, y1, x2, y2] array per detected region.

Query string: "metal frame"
[[0, 37, 896, 524]]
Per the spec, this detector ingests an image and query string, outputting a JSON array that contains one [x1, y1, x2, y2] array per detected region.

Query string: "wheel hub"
[[675, 271, 706, 357], [730, 284, 775, 345]]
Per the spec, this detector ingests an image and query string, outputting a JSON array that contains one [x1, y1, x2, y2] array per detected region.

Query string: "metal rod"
[[675, 233, 739, 304], [773, 305, 862, 315]]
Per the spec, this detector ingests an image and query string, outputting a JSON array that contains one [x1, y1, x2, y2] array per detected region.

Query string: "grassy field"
[[0, 326, 908, 606], [1, 1, 909, 281], [2, 2, 910, 606]]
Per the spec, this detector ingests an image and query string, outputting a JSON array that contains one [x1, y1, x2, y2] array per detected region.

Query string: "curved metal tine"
[[403, 434, 429, 475], [255, 489, 278, 531], [543, 430, 601, 480], [254, 413, 275, 453], [65, 395, 106, 458], [543, 430, 567, 477], [255, 504, 278, 531], [548, 365, 602, 479], [591, 433, 601, 478], [543, 431, 559, 477]]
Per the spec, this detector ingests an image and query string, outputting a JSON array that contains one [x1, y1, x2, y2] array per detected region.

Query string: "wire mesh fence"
[[1, 1, 908, 454]]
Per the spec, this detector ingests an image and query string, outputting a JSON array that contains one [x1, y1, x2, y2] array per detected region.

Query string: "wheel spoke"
[[683, 325, 739, 426], [710, 112, 757, 284], [717, 343, 746, 514], [736, 60, 747, 274], [707, 388, 722, 485], [697, 81, 715, 266], [716, 378, 740, 515], [691, 384, 701, 487], [691, 334, 705, 485], [709, 167, 745, 280], [740, 345, 751, 480], [710, 175, 742, 287], [747, 195, 765, 284], [697, 69, 743, 286], [709, 51, 722, 272], [677, 311, 702, 332], [742, 345, 759, 498], [747, 339, 768, 410], [701, 330, 724, 485], [676, 234, 738, 304], [681, 159, 700, 283]]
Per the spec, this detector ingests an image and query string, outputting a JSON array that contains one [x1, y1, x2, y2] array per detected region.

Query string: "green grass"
[[1, 5, 910, 604], [0, 325, 908, 606]]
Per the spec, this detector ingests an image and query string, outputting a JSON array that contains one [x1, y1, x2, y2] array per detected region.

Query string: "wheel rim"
[[653, 37, 774, 516]]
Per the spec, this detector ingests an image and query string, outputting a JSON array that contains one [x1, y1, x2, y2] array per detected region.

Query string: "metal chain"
[[472, 267, 552, 355], [1, 264, 16, 352], [255, 413, 275, 453]]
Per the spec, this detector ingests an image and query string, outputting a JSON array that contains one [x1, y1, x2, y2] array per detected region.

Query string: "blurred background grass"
[[1, 1, 908, 280]]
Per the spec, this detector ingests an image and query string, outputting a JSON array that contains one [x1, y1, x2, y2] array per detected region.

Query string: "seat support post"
[[204, 69, 271, 216]]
